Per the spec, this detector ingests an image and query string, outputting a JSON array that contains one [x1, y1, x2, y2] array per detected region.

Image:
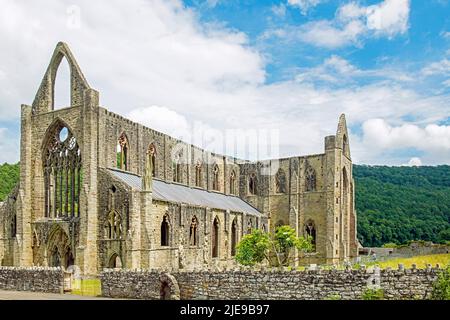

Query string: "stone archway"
[[159, 273, 180, 300], [46, 225, 73, 269]]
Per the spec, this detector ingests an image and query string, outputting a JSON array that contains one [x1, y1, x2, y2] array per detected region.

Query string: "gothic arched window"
[[212, 217, 219, 258], [231, 218, 237, 256], [43, 122, 82, 218], [305, 220, 316, 251], [195, 161, 202, 187], [161, 214, 170, 246], [275, 168, 287, 193], [117, 132, 129, 170], [10, 214, 17, 238], [212, 164, 220, 191], [105, 211, 122, 240], [148, 143, 156, 177], [189, 216, 198, 246], [249, 173, 257, 195], [343, 134, 348, 156], [229, 170, 236, 195], [172, 150, 183, 183], [305, 166, 316, 192]]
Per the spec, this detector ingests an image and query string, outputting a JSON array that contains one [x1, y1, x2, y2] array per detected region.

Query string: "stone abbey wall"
[[100, 265, 442, 300], [0, 266, 64, 293]]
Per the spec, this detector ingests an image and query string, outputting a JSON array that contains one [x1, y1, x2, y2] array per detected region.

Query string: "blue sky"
[[0, 0, 449, 165]]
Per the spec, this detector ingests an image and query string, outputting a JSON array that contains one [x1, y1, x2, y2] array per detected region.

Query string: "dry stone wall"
[[0, 266, 64, 293], [100, 265, 442, 300]]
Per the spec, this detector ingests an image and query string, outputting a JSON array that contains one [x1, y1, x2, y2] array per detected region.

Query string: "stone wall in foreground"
[[0, 266, 65, 294], [100, 265, 442, 300]]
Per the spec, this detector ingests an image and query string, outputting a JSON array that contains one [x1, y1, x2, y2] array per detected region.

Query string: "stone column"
[[129, 190, 141, 268], [77, 89, 99, 276], [17, 104, 33, 266]]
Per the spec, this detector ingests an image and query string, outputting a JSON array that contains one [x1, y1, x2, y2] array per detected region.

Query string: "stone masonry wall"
[[0, 266, 65, 293], [100, 265, 442, 300]]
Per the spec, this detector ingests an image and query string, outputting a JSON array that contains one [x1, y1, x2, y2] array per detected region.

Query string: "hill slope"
[[354, 165, 450, 247], [1, 163, 449, 247]]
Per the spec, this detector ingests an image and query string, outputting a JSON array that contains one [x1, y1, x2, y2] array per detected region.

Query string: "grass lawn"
[[366, 253, 450, 269]]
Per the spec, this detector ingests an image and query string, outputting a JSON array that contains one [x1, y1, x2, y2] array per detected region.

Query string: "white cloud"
[[402, 157, 422, 166], [299, 19, 365, 48], [422, 59, 450, 76], [360, 119, 450, 164], [276, 0, 411, 48], [366, 0, 410, 37], [0, 0, 447, 165], [295, 55, 413, 84], [128, 105, 191, 140], [287, 0, 323, 15], [271, 3, 287, 17]]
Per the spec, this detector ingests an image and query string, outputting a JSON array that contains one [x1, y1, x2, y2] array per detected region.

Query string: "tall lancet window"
[[43, 122, 82, 218], [117, 132, 129, 171]]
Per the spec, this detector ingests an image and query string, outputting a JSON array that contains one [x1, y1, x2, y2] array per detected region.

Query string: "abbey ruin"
[[0, 42, 358, 276]]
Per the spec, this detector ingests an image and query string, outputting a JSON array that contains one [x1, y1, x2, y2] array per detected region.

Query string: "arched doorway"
[[108, 253, 122, 268]]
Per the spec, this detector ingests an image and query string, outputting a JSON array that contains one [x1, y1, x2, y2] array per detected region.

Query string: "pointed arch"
[[105, 210, 123, 240], [305, 220, 316, 251], [148, 143, 157, 177], [248, 173, 257, 195], [117, 132, 129, 171], [305, 165, 316, 192], [189, 216, 198, 246], [195, 161, 202, 188], [275, 168, 287, 194], [212, 216, 220, 258], [108, 253, 122, 268], [172, 149, 183, 183], [32, 42, 91, 114], [229, 170, 236, 195], [161, 214, 170, 246], [231, 217, 238, 256], [212, 164, 220, 191]]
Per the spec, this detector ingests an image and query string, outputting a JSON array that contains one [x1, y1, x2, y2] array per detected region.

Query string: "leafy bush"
[[362, 288, 384, 300], [382, 243, 398, 248], [431, 265, 450, 300], [235, 226, 312, 267]]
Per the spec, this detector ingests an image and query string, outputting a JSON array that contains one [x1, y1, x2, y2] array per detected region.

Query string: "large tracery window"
[[44, 123, 82, 218]]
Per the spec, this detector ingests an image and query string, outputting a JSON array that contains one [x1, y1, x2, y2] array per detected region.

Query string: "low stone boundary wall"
[[100, 265, 442, 300], [0, 266, 65, 294]]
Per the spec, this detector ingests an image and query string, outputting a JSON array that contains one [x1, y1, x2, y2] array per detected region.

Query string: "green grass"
[[365, 253, 450, 269]]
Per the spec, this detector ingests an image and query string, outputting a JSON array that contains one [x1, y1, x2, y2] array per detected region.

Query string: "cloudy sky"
[[0, 0, 449, 165]]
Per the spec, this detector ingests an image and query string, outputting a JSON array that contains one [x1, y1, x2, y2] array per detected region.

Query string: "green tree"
[[235, 225, 313, 267]]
